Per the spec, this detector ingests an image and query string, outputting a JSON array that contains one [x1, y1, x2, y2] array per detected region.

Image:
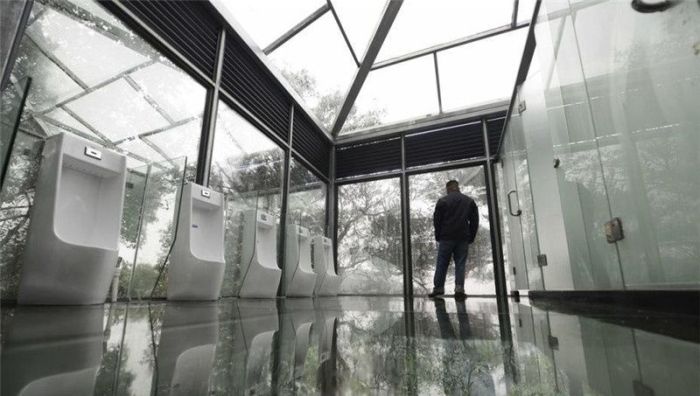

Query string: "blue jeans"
[[433, 240, 469, 293]]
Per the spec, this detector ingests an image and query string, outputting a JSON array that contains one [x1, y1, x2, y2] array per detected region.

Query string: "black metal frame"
[[3, 0, 530, 300], [332, 115, 508, 298]]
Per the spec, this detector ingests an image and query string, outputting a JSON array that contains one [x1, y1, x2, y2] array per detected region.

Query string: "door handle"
[[507, 190, 522, 217]]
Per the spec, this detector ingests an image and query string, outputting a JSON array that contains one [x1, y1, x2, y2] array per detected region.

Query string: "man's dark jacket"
[[433, 191, 479, 243]]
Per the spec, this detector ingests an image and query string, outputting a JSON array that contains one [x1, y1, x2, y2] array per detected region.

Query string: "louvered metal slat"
[[293, 109, 330, 178], [405, 123, 484, 168], [103, 0, 220, 77], [486, 116, 506, 157], [222, 35, 290, 141], [336, 138, 402, 179]]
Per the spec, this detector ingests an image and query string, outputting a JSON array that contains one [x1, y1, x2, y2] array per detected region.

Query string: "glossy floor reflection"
[[1, 297, 698, 395]]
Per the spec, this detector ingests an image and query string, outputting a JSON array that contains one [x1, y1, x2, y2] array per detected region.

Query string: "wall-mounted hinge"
[[518, 100, 527, 114], [537, 254, 548, 267], [605, 217, 624, 243], [548, 335, 559, 350]]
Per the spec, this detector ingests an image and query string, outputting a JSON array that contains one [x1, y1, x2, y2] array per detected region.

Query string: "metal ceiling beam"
[[263, 3, 330, 54], [371, 21, 529, 71], [327, 0, 360, 66], [511, 0, 520, 28], [331, 0, 403, 137]]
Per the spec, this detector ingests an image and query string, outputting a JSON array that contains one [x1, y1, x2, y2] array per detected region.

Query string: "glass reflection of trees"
[[209, 101, 285, 297], [337, 178, 403, 295], [409, 167, 495, 295], [287, 158, 327, 236]]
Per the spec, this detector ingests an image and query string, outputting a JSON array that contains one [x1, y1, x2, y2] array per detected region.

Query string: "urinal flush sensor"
[[201, 189, 211, 198], [84, 146, 102, 160]]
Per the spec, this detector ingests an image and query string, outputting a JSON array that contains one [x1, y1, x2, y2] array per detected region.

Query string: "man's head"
[[446, 180, 459, 194]]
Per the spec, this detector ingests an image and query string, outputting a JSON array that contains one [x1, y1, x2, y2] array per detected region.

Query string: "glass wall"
[[287, 158, 327, 236], [209, 100, 285, 297], [498, 0, 700, 291], [409, 167, 495, 295], [0, 0, 208, 299], [337, 178, 403, 294]]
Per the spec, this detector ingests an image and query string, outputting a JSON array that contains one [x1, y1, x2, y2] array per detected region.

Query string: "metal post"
[[400, 134, 413, 297], [482, 120, 509, 308], [196, 29, 226, 186], [277, 105, 295, 297]]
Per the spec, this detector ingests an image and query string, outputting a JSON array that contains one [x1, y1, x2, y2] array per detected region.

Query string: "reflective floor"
[[1, 297, 699, 395]]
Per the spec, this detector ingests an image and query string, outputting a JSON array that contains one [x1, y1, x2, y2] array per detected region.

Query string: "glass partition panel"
[[209, 101, 285, 297], [409, 167, 494, 295], [337, 178, 403, 294], [572, 0, 700, 289], [9, 0, 206, 178], [1, 78, 31, 185], [329, 0, 386, 56], [0, 131, 43, 300], [127, 158, 187, 300]]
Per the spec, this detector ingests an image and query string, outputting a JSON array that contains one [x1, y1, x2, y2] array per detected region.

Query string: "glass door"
[[408, 165, 495, 295]]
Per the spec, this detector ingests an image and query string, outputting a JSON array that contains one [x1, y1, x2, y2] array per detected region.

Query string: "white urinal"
[[156, 303, 218, 396], [168, 183, 226, 301], [18, 133, 126, 305], [284, 225, 317, 297], [0, 306, 104, 396], [312, 236, 341, 296], [239, 209, 281, 298]]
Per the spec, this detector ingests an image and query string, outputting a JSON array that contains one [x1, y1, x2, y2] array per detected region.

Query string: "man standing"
[[429, 180, 479, 299]]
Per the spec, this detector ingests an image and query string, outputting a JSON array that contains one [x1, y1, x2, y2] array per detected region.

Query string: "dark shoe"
[[454, 291, 467, 300], [428, 290, 444, 298]]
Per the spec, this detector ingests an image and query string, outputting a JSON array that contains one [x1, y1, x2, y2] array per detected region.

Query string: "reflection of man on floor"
[[433, 298, 495, 395], [430, 180, 479, 298]]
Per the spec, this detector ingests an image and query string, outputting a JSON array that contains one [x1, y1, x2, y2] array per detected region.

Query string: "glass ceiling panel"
[[269, 13, 357, 129], [438, 27, 527, 112], [222, 0, 325, 49], [65, 79, 169, 141], [340, 55, 438, 135], [376, 0, 515, 62], [26, 8, 148, 87], [517, 0, 537, 23], [330, 0, 387, 56]]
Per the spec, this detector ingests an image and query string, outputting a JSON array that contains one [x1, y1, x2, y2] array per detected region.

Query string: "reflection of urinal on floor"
[[285, 225, 317, 297], [277, 299, 316, 390], [239, 209, 281, 298], [312, 236, 341, 296], [155, 303, 219, 396], [168, 183, 226, 301], [232, 300, 279, 394], [315, 313, 339, 394], [1, 305, 104, 396], [18, 132, 127, 305]]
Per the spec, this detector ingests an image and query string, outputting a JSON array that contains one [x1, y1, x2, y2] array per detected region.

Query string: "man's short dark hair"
[[446, 180, 459, 189]]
